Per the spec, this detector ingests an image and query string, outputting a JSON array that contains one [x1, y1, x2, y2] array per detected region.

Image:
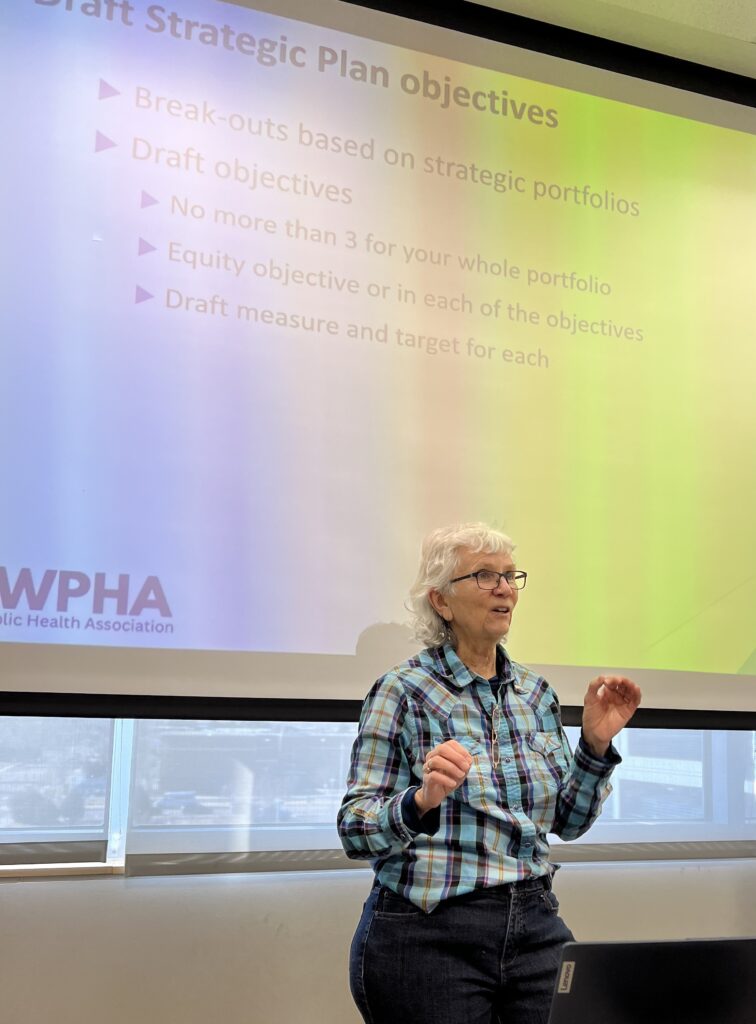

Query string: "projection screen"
[[1, 0, 755, 710]]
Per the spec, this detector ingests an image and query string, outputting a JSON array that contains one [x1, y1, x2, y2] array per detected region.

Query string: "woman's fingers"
[[423, 740, 474, 786]]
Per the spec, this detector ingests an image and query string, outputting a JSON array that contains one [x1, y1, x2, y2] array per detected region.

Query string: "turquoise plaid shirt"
[[338, 643, 619, 912]]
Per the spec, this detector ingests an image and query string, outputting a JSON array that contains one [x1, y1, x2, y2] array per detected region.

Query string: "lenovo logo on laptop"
[[557, 960, 575, 994]]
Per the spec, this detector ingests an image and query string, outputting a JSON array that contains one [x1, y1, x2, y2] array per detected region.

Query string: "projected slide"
[[1, 0, 755, 675]]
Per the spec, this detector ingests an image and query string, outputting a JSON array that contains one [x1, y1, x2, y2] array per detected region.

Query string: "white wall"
[[1, 860, 755, 1024]]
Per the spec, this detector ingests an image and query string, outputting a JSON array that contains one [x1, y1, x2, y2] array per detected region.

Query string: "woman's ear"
[[429, 588, 451, 622]]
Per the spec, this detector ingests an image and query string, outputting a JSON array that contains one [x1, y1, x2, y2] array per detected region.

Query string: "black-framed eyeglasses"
[[449, 570, 528, 591]]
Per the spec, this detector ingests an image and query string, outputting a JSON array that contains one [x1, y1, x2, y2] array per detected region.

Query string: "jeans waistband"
[[448, 874, 552, 905], [371, 873, 553, 908], [490, 873, 552, 893]]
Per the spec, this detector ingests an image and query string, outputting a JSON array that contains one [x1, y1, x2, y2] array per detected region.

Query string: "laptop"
[[548, 938, 756, 1024]]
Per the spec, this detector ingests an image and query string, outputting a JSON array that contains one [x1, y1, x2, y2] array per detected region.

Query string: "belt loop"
[[542, 872, 553, 891]]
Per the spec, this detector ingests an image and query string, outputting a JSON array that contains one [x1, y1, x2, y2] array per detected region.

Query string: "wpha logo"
[[0, 567, 175, 635]]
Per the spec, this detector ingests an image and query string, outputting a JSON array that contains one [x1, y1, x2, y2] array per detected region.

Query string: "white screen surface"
[[1, 0, 754, 707]]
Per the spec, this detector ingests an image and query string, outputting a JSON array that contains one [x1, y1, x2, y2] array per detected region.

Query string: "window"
[[0, 717, 114, 864], [127, 720, 356, 854], [555, 726, 756, 846], [0, 717, 753, 869]]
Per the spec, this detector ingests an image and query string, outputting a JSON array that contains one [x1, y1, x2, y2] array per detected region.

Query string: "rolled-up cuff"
[[398, 787, 441, 837], [577, 734, 622, 772]]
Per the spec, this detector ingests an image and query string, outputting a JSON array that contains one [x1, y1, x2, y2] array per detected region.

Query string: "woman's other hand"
[[581, 676, 642, 757]]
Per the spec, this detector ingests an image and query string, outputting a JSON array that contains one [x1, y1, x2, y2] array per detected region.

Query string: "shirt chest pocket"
[[525, 728, 570, 779], [408, 696, 484, 787], [527, 731, 562, 757], [520, 727, 569, 828]]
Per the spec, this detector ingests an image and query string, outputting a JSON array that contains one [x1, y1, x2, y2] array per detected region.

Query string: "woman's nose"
[[492, 574, 513, 595]]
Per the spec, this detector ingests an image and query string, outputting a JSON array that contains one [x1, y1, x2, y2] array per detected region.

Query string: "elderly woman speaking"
[[338, 523, 641, 1024]]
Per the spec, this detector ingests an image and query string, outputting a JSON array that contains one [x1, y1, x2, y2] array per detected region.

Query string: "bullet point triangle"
[[98, 79, 120, 100], [140, 191, 159, 208], [95, 131, 117, 152], [138, 238, 157, 256], [135, 286, 154, 304]]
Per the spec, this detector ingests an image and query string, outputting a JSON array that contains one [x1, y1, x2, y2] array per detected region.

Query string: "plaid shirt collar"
[[420, 643, 514, 690]]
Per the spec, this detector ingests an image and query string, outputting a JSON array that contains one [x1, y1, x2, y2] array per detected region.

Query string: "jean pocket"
[[374, 887, 425, 918]]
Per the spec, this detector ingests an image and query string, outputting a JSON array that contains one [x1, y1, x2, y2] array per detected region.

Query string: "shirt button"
[[504, 757, 511, 764]]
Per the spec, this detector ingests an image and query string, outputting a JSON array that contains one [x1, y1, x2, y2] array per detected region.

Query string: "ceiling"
[[469, 0, 756, 79]]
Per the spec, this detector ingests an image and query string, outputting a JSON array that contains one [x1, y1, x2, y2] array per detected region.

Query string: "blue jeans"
[[349, 877, 574, 1024]]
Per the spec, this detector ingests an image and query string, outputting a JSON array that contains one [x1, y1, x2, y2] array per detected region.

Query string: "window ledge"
[[0, 862, 125, 880]]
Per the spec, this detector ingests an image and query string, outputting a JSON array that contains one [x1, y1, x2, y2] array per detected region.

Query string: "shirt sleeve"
[[337, 676, 440, 859], [551, 729, 621, 840]]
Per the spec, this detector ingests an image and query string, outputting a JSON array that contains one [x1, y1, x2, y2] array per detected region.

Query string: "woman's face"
[[431, 547, 519, 650]]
